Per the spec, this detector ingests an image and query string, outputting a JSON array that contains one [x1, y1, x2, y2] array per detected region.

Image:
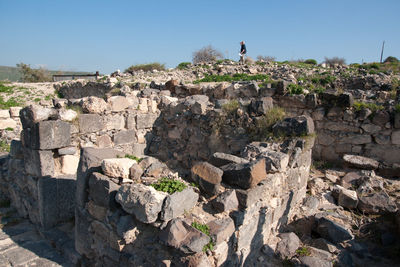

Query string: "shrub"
[[150, 177, 187, 194], [304, 59, 317, 65], [191, 221, 214, 252], [353, 101, 384, 112], [287, 84, 304, 95], [125, 62, 166, 74], [324, 57, 346, 67], [252, 107, 286, 140], [256, 55, 276, 62], [192, 45, 223, 64], [124, 154, 142, 163], [296, 247, 311, 256], [384, 56, 399, 63], [177, 62, 191, 70], [244, 56, 255, 64], [16, 63, 51, 82]]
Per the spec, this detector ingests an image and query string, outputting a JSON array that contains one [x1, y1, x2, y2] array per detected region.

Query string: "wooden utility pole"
[[380, 41, 385, 63]]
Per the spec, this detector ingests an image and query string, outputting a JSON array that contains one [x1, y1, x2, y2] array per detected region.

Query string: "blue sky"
[[0, 0, 399, 74]]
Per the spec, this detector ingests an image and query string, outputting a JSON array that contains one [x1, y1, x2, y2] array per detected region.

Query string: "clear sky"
[[0, 0, 399, 74]]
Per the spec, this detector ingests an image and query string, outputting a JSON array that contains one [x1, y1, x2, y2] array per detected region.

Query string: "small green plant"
[[150, 177, 187, 194], [0, 82, 14, 93], [222, 100, 240, 114], [0, 96, 23, 109], [34, 98, 41, 102], [190, 182, 199, 188], [177, 62, 192, 70], [251, 107, 286, 141], [5, 127, 13, 131], [296, 247, 311, 256], [353, 101, 384, 112], [0, 140, 10, 152], [67, 105, 83, 114], [191, 221, 214, 252], [124, 154, 142, 163], [395, 104, 400, 113], [287, 84, 304, 95]]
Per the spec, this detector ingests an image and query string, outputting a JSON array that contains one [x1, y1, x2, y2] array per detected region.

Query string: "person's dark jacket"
[[241, 44, 247, 54]]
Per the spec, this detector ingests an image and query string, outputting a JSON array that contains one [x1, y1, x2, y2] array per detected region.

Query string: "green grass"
[[0, 96, 24, 109], [296, 247, 311, 256], [191, 221, 214, 252], [125, 62, 166, 73], [222, 100, 240, 114], [0, 82, 14, 93], [287, 84, 304, 95], [124, 154, 142, 163], [150, 177, 187, 194], [353, 101, 384, 112], [5, 127, 13, 131], [0, 140, 10, 152], [34, 98, 41, 102], [395, 104, 400, 113], [193, 73, 271, 83]]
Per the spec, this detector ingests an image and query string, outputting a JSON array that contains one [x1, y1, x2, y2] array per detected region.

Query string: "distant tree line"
[[16, 63, 51, 82]]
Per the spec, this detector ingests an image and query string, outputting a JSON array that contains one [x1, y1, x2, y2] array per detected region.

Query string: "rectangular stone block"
[[136, 113, 158, 129], [24, 120, 71, 150], [24, 148, 54, 177], [57, 176, 76, 222], [79, 114, 104, 133], [88, 172, 120, 208], [113, 129, 136, 145]]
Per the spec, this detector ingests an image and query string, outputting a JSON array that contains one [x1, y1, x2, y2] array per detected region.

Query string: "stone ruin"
[[0, 69, 399, 266]]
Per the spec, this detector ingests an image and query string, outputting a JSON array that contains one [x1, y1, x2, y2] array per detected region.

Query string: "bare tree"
[[192, 45, 223, 64]]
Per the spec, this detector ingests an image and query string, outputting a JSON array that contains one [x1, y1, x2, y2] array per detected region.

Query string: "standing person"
[[239, 41, 247, 64]]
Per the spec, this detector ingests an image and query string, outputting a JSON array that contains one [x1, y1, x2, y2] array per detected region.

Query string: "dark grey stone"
[[209, 152, 249, 167], [88, 172, 120, 208], [113, 129, 136, 145], [58, 146, 77, 155], [208, 218, 235, 245], [79, 114, 104, 133], [248, 97, 273, 116], [315, 216, 354, 244], [357, 190, 397, 214], [276, 232, 301, 258], [24, 148, 54, 177], [337, 92, 354, 107], [272, 115, 315, 137], [276, 80, 289, 95], [35, 120, 71, 149], [9, 140, 23, 159], [221, 158, 267, 189], [76, 147, 124, 208], [57, 176, 76, 222], [299, 256, 333, 267], [343, 154, 379, 170], [161, 187, 199, 221], [211, 189, 239, 213]]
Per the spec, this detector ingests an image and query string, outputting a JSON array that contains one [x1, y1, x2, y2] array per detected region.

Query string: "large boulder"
[[221, 158, 267, 189], [115, 183, 167, 223], [101, 158, 136, 179], [161, 187, 199, 221], [81, 96, 108, 113]]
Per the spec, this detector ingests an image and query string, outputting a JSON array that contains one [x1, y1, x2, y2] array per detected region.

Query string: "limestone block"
[[109, 96, 130, 112], [115, 183, 167, 223], [159, 218, 210, 254], [79, 114, 104, 133], [148, 99, 158, 113], [211, 189, 239, 213], [132, 143, 147, 156], [138, 98, 148, 112], [161, 95, 178, 105], [0, 109, 10, 119], [161, 187, 199, 221], [61, 155, 80, 175], [221, 158, 267, 189], [213, 242, 229, 267], [24, 148, 54, 177], [357, 190, 397, 214], [76, 147, 124, 208], [88, 172, 120, 208], [208, 218, 235, 244], [191, 162, 223, 195], [58, 108, 77, 121], [312, 107, 325, 121], [81, 96, 108, 113], [20, 105, 57, 128], [96, 135, 112, 148], [373, 134, 391, 145], [105, 114, 125, 130], [392, 130, 400, 145], [136, 113, 158, 129], [101, 158, 136, 179], [209, 152, 249, 167], [0, 118, 17, 130], [9, 107, 22, 117], [126, 113, 136, 129]]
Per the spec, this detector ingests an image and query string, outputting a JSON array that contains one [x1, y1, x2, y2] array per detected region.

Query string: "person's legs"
[[239, 54, 244, 64]]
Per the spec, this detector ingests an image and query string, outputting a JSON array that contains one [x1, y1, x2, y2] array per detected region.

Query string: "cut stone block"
[[136, 113, 158, 129], [20, 105, 57, 128], [88, 172, 120, 208], [343, 154, 379, 170], [81, 96, 108, 113], [208, 218, 235, 244], [102, 158, 136, 179], [161, 187, 199, 221], [0, 118, 17, 130], [115, 183, 167, 223], [58, 146, 77, 155], [108, 96, 130, 112], [79, 114, 104, 133], [61, 155, 80, 175], [76, 147, 124, 208], [24, 120, 71, 150], [24, 148, 54, 177], [211, 190, 239, 213], [191, 162, 223, 195], [209, 152, 249, 167], [261, 150, 289, 173], [221, 158, 267, 189], [272, 115, 314, 137], [113, 129, 136, 145]]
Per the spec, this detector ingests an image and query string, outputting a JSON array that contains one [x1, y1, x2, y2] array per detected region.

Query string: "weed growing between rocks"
[[150, 177, 187, 194], [0, 140, 10, 152], [125, 63, 166, 73], [295, 247, 311, 256], [124, 154, 142, 163], [353, 101, 384, 112], [177, 62, 192, 70], [191, 221, 214, 252], [222, 100, 240, 114], [252, 107, 286, 140]]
